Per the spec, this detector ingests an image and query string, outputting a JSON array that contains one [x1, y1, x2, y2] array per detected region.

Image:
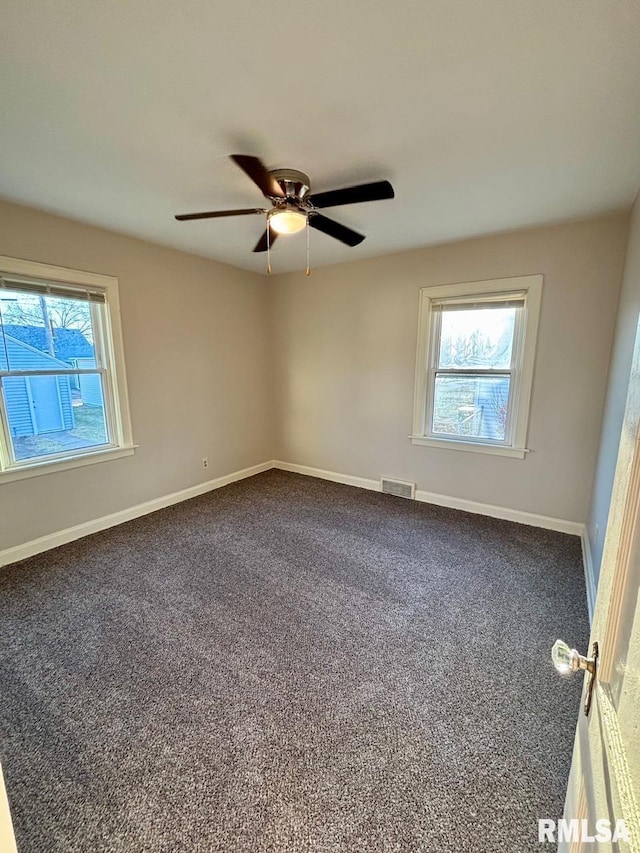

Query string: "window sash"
[[424, 298, 525, 446], [433, 294, 523, 371], [0, 368, 116, 468], [0, 300, 107, 373], [0, 283, 109, 386], [427, 378, 515, 446], [0, 298, 120, 469]]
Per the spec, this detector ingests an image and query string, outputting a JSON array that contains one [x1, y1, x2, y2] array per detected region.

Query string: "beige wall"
[[0, 200, 274, 552], [272, 215, 629, 523], [587, 195, 640, 582]]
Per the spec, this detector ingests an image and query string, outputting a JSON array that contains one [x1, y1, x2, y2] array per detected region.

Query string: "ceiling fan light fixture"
[[269, 207, 307, 235]]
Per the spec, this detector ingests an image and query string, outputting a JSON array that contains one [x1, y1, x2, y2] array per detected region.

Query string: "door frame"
[[563, 314, 640, 850]]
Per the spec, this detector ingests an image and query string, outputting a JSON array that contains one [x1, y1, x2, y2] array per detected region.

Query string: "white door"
[[559, 320, 640, 851], [27, 375, 64, 434]]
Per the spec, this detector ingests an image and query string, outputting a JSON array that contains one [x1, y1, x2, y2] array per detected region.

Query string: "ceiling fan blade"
[[231, 155, 285, 199], [308, 213, 365, 247], [175, 208, 266, 221], [253, 227, 279, 253], [309, 180, 394, 209]]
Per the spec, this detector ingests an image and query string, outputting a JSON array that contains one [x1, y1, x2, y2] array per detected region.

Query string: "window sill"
[[0, 445, 137, 484], [409, 435, 527, 459]]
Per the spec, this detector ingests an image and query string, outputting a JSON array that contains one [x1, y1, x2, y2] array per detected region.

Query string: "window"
[[0, 256, 134, 481], [411, 276, 542, 458]]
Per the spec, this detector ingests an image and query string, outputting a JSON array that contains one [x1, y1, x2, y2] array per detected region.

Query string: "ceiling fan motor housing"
[[270, 169, 311, 203]]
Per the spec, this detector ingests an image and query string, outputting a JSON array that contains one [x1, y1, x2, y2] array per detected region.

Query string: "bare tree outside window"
[[2, 296, 92, 339]]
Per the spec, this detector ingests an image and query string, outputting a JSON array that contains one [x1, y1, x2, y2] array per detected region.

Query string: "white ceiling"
[[2, 1, 640, 274]]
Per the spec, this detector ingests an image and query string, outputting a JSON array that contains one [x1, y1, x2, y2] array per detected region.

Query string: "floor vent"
[[381, 478, 416, 499]]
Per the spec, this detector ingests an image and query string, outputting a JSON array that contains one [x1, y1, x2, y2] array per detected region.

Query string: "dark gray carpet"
[[0, 469, 589, 852]]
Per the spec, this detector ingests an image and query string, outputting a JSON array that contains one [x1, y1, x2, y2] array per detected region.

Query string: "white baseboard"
[[272, 460, 584, 536], [414, 488, 583, 535], [273, 460, 380, 492], [0, 460, 273, 568], [581, 529, 597, 625]]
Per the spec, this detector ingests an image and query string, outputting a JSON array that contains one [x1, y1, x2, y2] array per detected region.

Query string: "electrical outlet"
[[202, 457, 208, 469]]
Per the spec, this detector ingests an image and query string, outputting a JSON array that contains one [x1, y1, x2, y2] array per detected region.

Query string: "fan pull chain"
[[266, 216, 272, 275], [305, 216, 311, 276]]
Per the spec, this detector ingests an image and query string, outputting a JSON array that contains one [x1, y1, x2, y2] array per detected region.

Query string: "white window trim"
[[411, 275, 543, 459], [0, 256, 136, 482]]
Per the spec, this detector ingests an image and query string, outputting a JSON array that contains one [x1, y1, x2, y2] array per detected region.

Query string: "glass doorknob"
[[551, 639, 574, 673], [552, 640, 596, 675], [551, 639, 598, 715]]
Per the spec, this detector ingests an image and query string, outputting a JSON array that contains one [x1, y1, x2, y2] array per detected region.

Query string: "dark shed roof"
[[1, 324, 93, 361]]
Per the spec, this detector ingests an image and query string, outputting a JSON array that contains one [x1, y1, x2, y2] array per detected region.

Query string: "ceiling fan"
[[175, 155, 395, 254]]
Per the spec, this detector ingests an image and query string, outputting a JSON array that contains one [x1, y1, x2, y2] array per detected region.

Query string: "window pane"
[[0, 289, 95, 371], [432, 375, 511, 441], [2, 372, 109, 462], [438, 306, 516, 369]]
